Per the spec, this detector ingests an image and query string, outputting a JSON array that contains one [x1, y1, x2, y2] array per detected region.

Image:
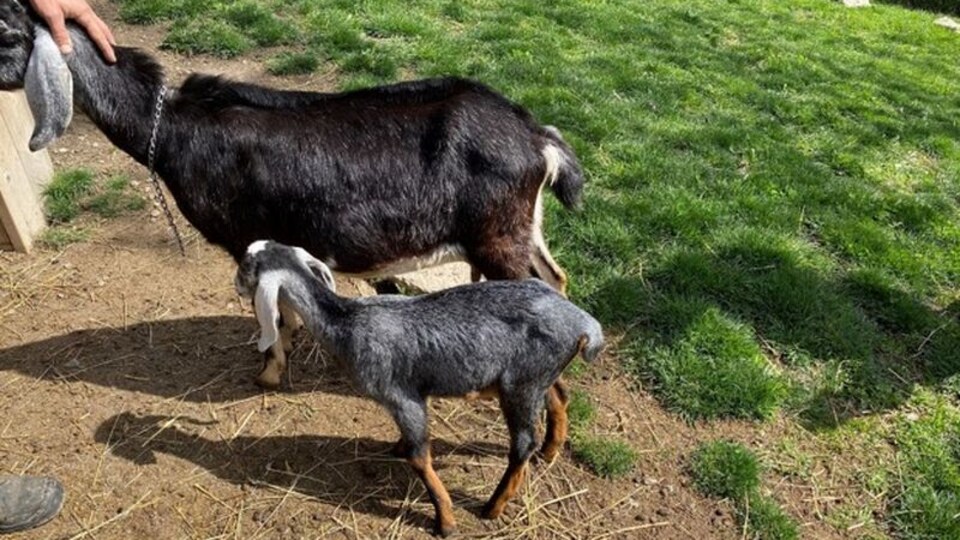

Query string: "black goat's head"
[[0, 0, 33, 90]]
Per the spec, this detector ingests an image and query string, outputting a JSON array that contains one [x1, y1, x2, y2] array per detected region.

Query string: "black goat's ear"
[[25, 27, 73, 151]]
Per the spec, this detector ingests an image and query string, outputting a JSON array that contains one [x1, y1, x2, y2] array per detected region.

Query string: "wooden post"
[[0, 91, 52, 253]]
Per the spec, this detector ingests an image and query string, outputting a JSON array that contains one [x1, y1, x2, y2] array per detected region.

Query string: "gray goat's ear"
[[254, 272, 282, 353], [293, 247, 336, 293], [25, 27, 73, 151]]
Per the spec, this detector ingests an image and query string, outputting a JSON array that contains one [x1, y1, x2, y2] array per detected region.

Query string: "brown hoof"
[[480, 502, 502, 520], [537, 446, 561, 465], [436, 522, 457, 537], [255, 371, 281, 390]]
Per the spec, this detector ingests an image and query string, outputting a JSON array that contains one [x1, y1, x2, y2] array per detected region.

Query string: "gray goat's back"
[[338, 280, 601, 398]]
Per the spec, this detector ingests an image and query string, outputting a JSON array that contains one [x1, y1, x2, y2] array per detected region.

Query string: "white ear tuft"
[[254, 272, 282, 353], [293, 247, 336, 293], [247, 240, 269, 256], [25, 27, 73, 151]]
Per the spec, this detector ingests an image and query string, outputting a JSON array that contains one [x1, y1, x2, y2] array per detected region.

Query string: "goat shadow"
[[94, 412, 499, 527], [0, 316, 360, 402]]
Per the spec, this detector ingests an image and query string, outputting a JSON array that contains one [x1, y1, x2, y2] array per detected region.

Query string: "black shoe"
[[0, 476, 64, 534]]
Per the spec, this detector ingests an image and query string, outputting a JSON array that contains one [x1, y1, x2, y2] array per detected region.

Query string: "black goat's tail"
[[540, 126, 585, 210]]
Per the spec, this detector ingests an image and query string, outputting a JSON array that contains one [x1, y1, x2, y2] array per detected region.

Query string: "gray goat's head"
[[0, 0, 73, 151], [235, 241, 336, 352]]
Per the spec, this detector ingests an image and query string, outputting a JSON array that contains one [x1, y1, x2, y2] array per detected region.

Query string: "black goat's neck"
[[64, 25, 164, 165]]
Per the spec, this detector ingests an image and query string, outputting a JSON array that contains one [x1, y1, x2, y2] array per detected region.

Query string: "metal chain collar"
[[147, 84, 186, 256]]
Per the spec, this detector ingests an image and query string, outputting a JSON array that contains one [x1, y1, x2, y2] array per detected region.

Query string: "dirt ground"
[[0, 3, 868, 539]]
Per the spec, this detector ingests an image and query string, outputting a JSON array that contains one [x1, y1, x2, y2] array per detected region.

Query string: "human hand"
[[29, 0, 116, 63]]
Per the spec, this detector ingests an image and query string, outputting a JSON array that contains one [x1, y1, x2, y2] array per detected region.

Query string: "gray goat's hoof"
[[436, 522, 457, 537], [480, 502, 501, 520], [254, 372, 281, 390]]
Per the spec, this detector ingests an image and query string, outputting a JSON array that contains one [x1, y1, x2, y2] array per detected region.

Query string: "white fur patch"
[[254, 270, 284, 352], [333, 244, 466, 278], [529, 176, 566, 292], [247, 240, 270, 256], [293, 246, 337, 292], [541, 144, 566, 187]]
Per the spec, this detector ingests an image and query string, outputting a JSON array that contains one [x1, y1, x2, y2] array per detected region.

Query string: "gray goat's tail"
[[579, 318, 605, 363], [541, 126, 585, 210]]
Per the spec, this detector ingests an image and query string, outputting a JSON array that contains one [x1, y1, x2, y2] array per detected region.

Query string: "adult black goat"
[[0, 7, 586, 387]]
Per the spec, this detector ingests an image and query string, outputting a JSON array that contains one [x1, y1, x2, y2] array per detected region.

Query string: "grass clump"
[[42, 170, 146, 232], [566, 389, 596, 432], [888, 393, 960, 539], [691, 440, 798, 539], [87, 175, 147, 218], [163, 19, 251, 58], [39, 227, 89, 250], [571, 435, 637, 478], [267, 51, 320, 76], [44, 169, 95, 223], [640, 307, 787, 421], [564, 387, 635, 478], [115, 0, 206, 24], [690, 440, 761, 500], [222, 2, 298, 47], [743, 495, 800, 540]]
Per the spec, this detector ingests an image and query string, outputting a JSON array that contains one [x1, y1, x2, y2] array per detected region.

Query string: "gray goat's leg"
[[278, 300, 300, 354], [256, 342, 286, 390], [482, 392, 541, 519], [390, 396, 457, 537], [255, 300, 299, 389]]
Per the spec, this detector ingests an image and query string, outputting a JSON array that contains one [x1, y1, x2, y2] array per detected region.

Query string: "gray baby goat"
[[235, 240, 603, 536]]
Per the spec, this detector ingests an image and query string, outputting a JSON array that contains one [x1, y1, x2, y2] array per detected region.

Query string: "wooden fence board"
[[0, 91, 51, 253]]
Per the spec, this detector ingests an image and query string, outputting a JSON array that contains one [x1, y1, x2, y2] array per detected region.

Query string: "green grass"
[[566, 389, 595, 432], [570, 435, 636, 478], [39, 226, 89, 250], [563, 388, 636, 478], [42, 169, 146, 229], [691, 441, 798, 539], [889, 392, 960, 539], [87, 175, 148, 218], [267, 51, 320, 76], [635, 306, 788, 420], [222, 2, 298, 47], [163, 19, 252, 58], [44, 169, 95, 223], [743, 495, 799, 540], [690, 440, 761, 500]]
